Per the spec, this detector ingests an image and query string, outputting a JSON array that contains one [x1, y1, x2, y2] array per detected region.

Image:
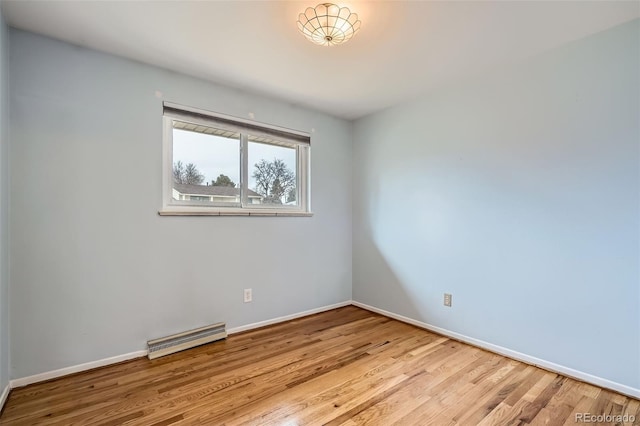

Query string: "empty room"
[[0, 0, 638, 424]]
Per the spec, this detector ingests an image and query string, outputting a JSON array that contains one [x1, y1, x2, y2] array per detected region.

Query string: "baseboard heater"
[[147, 322, 227, 360]]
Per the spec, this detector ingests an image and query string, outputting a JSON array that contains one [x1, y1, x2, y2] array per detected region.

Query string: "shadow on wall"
[[353, 173, 427, 322], [354, 228, 424, 321]]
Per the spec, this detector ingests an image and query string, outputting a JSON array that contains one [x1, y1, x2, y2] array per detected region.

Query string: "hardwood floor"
[[1, 306, 638, 425]]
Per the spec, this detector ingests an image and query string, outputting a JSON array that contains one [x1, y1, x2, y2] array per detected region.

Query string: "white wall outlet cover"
[[444, 293, 452, 307]]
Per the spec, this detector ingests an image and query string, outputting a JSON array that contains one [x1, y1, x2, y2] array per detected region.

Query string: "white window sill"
[[158, 208, 314, 217]]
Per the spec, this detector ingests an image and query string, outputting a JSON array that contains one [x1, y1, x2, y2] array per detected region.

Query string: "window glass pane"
[[248, 139, 297, 206], [172, 126, 240, 205]]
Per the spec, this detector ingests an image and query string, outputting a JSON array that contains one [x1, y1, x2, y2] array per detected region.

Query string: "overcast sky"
[[173, 129, 296, 190]]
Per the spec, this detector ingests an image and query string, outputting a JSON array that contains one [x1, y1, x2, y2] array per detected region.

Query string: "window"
[[160, 102, 311, 216]]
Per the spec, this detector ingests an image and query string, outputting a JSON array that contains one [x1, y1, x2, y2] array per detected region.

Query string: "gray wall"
[[352, 20, 639, 389], [0, 6, 9, 393], [9, 30, 352, 379]]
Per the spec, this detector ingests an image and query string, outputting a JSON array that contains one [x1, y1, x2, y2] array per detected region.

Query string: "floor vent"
[[147, 322, 227, 360]]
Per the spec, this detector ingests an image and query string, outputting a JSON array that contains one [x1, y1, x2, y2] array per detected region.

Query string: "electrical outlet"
[[444, 293, 452, 307], [244, 288, 252, 303]]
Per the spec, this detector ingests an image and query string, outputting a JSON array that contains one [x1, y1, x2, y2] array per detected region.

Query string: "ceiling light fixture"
[[297, 3, 361, 47]]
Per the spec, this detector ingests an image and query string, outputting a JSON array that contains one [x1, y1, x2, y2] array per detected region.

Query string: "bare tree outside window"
[[252, 158, 295, 204], [173, 161, 205, 185]]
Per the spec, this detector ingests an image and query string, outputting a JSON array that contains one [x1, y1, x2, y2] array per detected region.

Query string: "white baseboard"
[[10, 350, 148, 389], [352, 301, 640, 399], [227, 300, 352, 334], [9, 300, 352, 389], [0, 383, 9, 412], [11, 300, 636, 400]]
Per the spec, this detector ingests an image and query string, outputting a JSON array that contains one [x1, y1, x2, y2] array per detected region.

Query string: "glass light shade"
[[297, 3, 361, 47]]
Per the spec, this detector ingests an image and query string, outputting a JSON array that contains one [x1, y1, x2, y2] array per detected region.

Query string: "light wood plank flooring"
[[0, 306, 637, 425]]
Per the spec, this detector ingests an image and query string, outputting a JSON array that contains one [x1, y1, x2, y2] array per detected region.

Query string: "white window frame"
[[159, 102, 312, 216]]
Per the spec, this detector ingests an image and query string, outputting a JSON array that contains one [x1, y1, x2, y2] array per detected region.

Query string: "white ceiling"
[[2, 1, 638, 120]]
